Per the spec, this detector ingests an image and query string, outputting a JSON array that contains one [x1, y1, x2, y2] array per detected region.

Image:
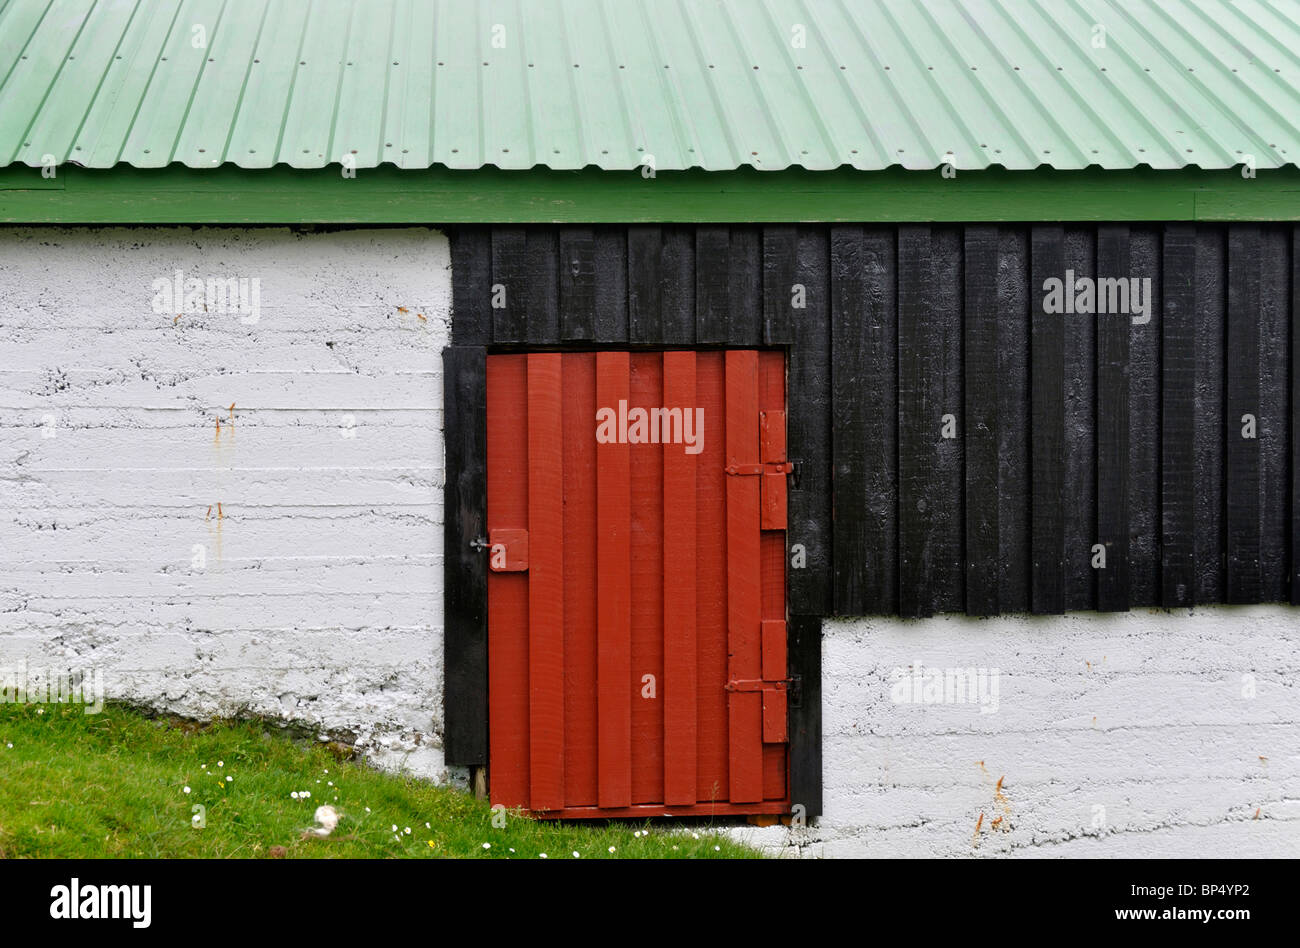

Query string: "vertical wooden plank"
[[1162, 224, 1197, 607], [787, 614, 821, 818], [450, 227, 492, 345], [695, 351, 729, 801], [661, 225, 696, 344], [491, 227, 528, 343], [486, 354, 530, 807], [788, 227, 832, 616], [1258, 226, 1289, 603], [561, 353, 598, 806], [1063, 227, 1097, 612], [930, 226, 964, 614], [729, 226, 763, 345], [763, 225, 797, 345], [595, 351, 632, 807], [663, 351, 698, 805], [628, 226, 662, 344], [1293, 225, 1300, 604], [725, 349, 763, 803], [758, 350, 789, 800], [525, 229, 560, 345], [593, 226, 629, 343], [696, 226, 730, 344], [526, 354, 564, 811], [558, 227, 596, 341], [831, 226, 897, 614], [1227, 226, 1262, 603], [964, 226, 999, 616], [1030, 226, 1066, 614], [997, 228, 1033, 613], [629, 352, 664, 804], [442, 345, 487, 764], [897, 225, 934, 618], [1128, 227, 1162, 607], [1096, 225, 1130, 612], [1194, 227, 1227, 604]]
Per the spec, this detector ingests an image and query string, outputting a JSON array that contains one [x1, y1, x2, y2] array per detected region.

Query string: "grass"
[[0, 703, 758, 859]]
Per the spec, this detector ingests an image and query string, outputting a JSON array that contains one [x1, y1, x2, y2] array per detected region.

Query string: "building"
[[2, 0, 1298, 856]]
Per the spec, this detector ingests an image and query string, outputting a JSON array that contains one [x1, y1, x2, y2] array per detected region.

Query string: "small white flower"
[[608, 846, 616, 853], [365, 806, 371, 813], [200, 763, 207, 769], [217, 761, 223, 767], [633, 830, 642, 838], [539, 853, 547, 859], [692, 833, 700, 840], [714, 845, 721, 851], [225, 776, 232, 782], [323, 769, 328, 774], [300, 789, 307, 795], [404, 827, 411, 835], [572, 851, 580, 858], [424, 822, 430, 829], [183, 786, 191, 794], [291, 792, 299, 799], [327, 782, 333, 787], [392, 824, 398, 832], [672, 845, 679, 850], [509, 847, 515, 853], [35, 709, 43, 715], [482, 842, 490, 849]]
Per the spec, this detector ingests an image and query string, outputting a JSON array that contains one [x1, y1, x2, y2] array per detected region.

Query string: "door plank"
[[595, 352, 633, 807]]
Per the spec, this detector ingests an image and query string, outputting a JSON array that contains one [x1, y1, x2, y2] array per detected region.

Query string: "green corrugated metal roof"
[[1, 0, 1298, 173]]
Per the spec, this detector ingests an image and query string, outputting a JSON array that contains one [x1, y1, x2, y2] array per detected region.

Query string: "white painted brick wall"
[[4, 226, 1297, 856], [734, 609, 1300, 857], [0, 226, 457, 780]]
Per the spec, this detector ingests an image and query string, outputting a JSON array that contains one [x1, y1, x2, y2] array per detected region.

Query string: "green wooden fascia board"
[[1, 165, 1298, 224]]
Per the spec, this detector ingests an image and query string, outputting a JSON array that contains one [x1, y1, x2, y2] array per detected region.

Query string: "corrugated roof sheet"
[[1, 0, 1298, 172]]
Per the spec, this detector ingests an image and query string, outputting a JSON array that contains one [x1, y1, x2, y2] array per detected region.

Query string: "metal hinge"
[[725, 678, 790, 693], [725, 461, 793, 476]]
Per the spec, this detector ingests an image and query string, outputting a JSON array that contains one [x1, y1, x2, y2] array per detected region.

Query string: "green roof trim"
[[1, 166, 1298, 224]]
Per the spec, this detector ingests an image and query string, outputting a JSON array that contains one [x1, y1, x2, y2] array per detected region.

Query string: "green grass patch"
[[0, 703, 758, 859]]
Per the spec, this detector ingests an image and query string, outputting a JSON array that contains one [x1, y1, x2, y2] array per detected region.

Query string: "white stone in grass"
[[306, 805, 340, 837]]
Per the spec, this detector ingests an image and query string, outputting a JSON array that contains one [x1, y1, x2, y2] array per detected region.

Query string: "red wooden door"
[[486, 350, 789, 818]]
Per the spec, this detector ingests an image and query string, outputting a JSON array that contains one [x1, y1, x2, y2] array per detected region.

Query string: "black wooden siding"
[[451, 222, 1297, 618], [444, 222, 1297, 777]]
